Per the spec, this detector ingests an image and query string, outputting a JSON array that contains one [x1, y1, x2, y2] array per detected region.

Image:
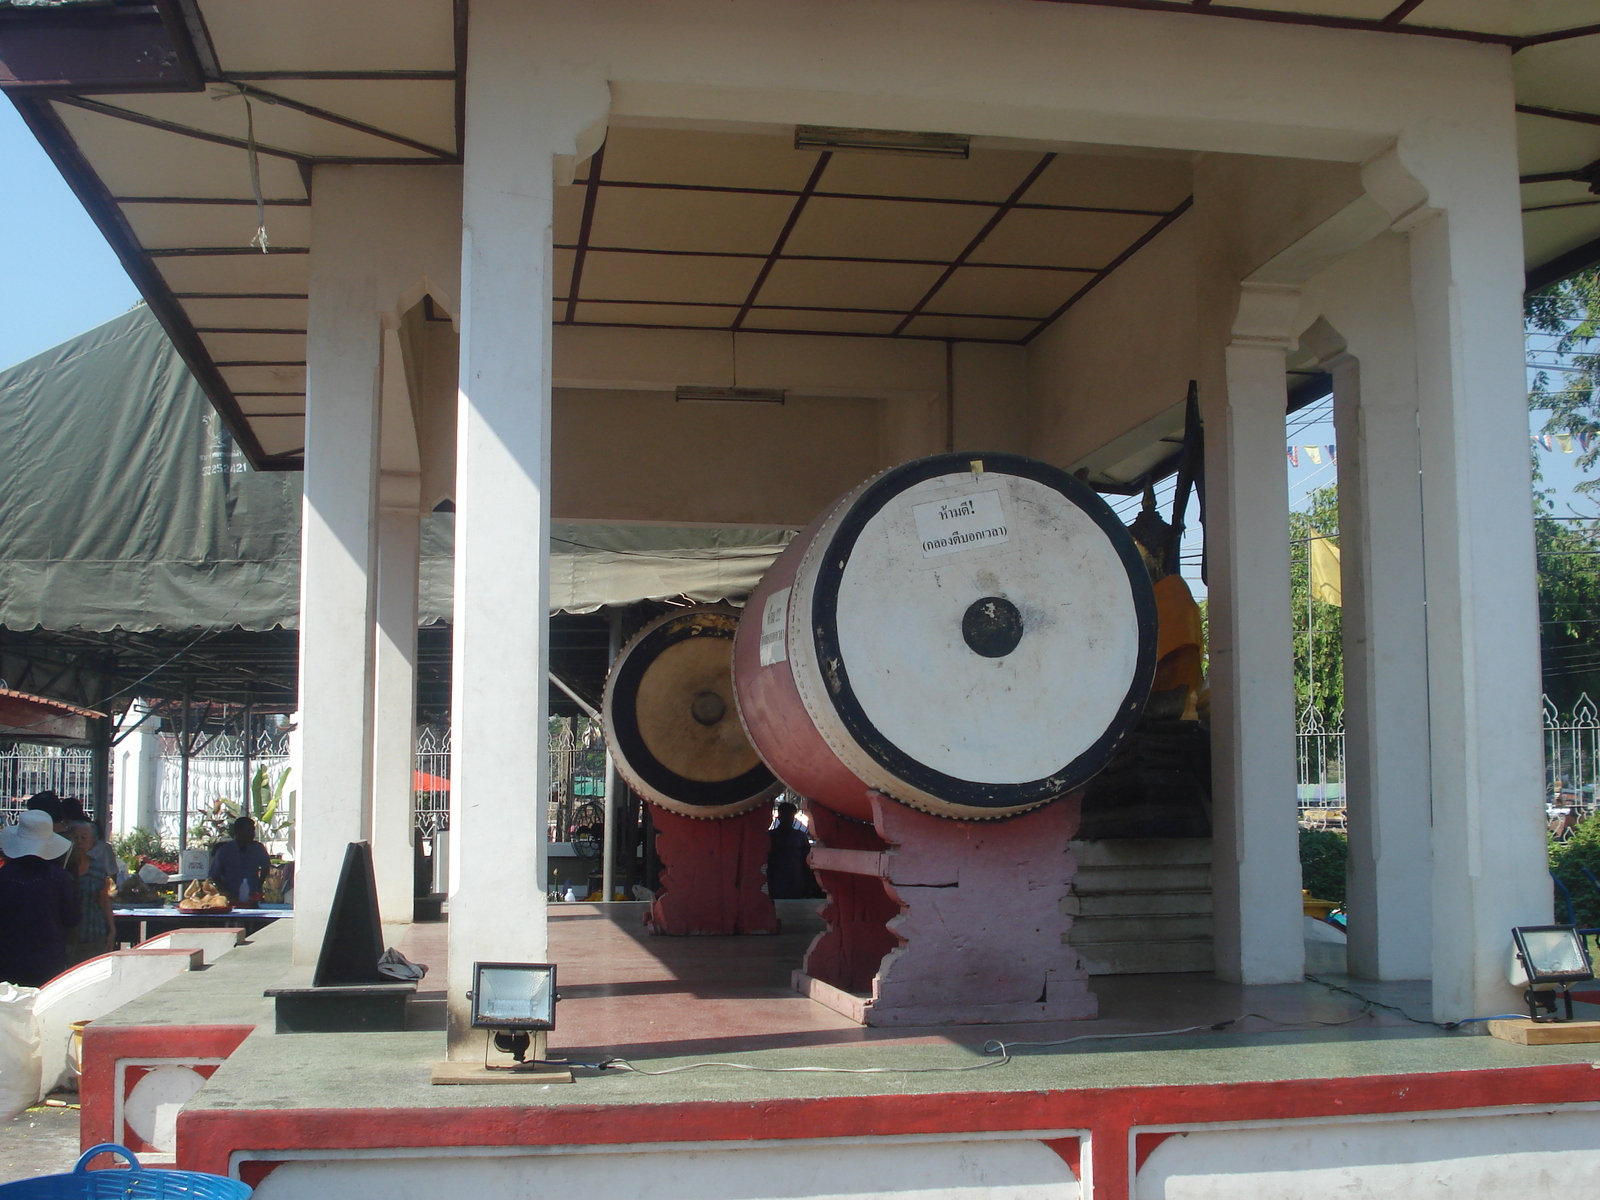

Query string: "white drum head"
[[794, 454, 1156, 818]]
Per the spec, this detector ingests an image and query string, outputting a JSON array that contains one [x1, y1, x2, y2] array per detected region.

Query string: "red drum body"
[[733, 452, 1157, 823]]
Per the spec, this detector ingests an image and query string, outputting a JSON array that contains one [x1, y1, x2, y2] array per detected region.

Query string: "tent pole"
[[179, 682, 191, 851], [241, 693, 253, 819], [602, 607, 622, 904]]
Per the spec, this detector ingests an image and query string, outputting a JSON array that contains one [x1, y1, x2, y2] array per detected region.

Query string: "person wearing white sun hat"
[[0, 809, 81, 987]]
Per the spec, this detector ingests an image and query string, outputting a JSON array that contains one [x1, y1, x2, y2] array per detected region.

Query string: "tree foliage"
[[1300, 828, 1347, 905], [1536, 512, 1600, 709], [1288, 484, 1343, 723], [1527, 268, 1600, 494], [1551, 814, 1600, 926]]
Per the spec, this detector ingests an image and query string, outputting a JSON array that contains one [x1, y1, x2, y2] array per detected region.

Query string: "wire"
[[1303, 974, 1519, 1031], [591, 1013, 1381, 1078]]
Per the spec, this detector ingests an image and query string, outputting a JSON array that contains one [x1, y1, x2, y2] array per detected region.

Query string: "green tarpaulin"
[[0, 306, 790, 632]]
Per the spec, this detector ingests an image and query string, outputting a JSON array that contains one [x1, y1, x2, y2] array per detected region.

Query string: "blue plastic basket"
[[0, 1146, 251, 1200]]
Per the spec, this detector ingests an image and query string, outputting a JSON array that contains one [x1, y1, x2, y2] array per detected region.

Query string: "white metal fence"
[[155, 729, 291, 844], [0, 745, 97, 820]]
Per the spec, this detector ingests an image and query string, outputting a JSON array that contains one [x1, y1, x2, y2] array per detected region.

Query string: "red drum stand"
[[796, 795, 1097, 1026], [645, 803, 780, 936]]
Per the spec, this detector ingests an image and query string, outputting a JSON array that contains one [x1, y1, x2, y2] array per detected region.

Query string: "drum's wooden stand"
[[796, 794, 1097, 1026], [646, 803, 780, 936]]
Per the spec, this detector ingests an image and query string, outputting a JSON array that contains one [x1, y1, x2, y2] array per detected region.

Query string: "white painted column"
[[293, 169, 383, 966], [112, 703, 161, 838], [1323, 328, 1432, 981], [372, 472, 422, 927], [1407, 210, 1548, 1022], [1206, 282, 1306, 986], [445, 9, 604, 1051]]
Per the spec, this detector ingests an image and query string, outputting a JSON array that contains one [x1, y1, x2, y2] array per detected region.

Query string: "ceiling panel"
[[785, 197, 990, 261], [592, 127, 818, 192], [1024, 154, 1191, 213], [157, 255, 311, 295], [1515, 39, 1600, 111], [576, 251, 763, 305], [900, 315, 1036, 341], [977, 209, 1158, 270], [52, 103, 307, 200], [249, 416, 308, 457], [220, 365, 308, 393], [739, 309, 901, 335], [256, 80, 459, 155], [199, 333, 307, 362], [112, 93, 440, 161], [572, 302, 736, 329], [1525, 202, 1600, 264], [1413, 0, 1599, 37], [1242, 0, 1396, 16], [588, 188, 794, 255], [238, 398, 306, 415], [1517, 112, 1600, 176], [818, 147, 1039, 203], [121, 203, 312, 250], [925, 266, 1084, 319], [554, 185, 585, 244], [179, 297, 310, 328], [755, 259, 944, 311], [199, 0, 456, 73]]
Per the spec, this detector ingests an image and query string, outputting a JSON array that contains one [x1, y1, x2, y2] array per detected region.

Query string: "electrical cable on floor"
[[1304, 974, 1522, 1031], [589, 1012, 1381, 1077]]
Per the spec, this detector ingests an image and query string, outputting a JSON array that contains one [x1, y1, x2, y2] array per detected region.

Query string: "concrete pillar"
[[293, 169, 384, 966], [1205, 281, 1306, 985], [1407, 209, 1548, 1022], [112, 703, 161, 838], [444, 12, 602, 1051], [1300, 267, 1432, 981], [372, 472, 422, 926]]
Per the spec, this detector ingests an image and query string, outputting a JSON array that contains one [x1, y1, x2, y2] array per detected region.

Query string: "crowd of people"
[[0, 791, 121, 987]]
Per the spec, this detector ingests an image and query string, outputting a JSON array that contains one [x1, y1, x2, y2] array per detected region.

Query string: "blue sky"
[[0, 100, 139, 370]]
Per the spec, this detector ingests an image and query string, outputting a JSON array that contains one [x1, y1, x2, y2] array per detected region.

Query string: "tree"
[[1528, 268, 1600, 709], [1527, 267, 1600, 495], [1288, 483, 1343, 725]]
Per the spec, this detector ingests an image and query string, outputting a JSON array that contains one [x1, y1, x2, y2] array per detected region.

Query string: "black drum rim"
[[607, 609, 779, 810], [809, 451, 1158, 811]]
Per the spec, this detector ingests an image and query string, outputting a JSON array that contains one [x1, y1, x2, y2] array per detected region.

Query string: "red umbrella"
[[414, 770, 450, 792]]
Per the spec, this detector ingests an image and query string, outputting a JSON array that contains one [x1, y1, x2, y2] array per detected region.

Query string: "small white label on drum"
[[912, 489, 1010, 558], [759, 587, 791, 666]]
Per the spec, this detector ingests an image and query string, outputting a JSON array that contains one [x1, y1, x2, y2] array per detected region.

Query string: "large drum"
[[603, 605, 782, 819], [732, 452, 1157, 822]]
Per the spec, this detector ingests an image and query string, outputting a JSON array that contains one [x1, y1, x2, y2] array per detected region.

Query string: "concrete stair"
[[1065, 839, 1214, 974]]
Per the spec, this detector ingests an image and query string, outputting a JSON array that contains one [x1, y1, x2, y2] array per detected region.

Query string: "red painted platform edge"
[[178, 1060, 1600, 1193], [81, 1024, 255, 1154]]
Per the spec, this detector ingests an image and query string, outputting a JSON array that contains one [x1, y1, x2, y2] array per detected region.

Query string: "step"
[[1075, 939, 1216, 975], [1071, 864, 1212, 893], [1068, 914, 1215, 943], [1071, 838, 1213, 868], [1073, 890, 1213, 917]]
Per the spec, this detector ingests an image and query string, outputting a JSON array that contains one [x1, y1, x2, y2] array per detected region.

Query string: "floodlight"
[[675, 386, 785, 405], [469, 962, 556, 1030], [1510, 926, 1594, 1022]]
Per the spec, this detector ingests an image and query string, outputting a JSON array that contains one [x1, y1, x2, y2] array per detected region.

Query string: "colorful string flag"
[[1305, 446, 1323, 465], [1582, 433, 1593, 453], [1309, 537, 1342, 607], [1541, 434, 1555, 451], [1326, 444, 1337, 465], [1287, 446, 1300, 467], [1558, 433, 1575, 453]]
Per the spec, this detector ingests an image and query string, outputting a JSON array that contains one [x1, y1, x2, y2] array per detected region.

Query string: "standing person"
[[208, 817, 271, 905], [66, 822, 115, 964], [25, 791, 68, 833], [58, 799, 125, 886], [766, 801, 816, 900], [0, 810, 80, 987]]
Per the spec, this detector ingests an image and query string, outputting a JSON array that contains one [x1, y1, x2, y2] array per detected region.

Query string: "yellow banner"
[[1309, 536, 1342, 607]]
